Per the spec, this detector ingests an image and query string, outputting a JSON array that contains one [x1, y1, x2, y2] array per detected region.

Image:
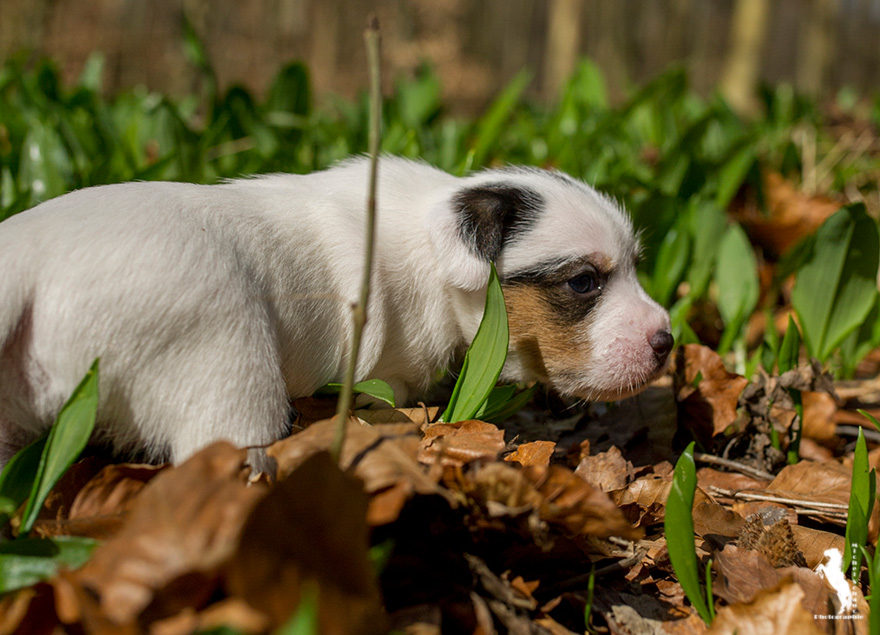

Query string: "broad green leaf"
[[276, 580, 319, 635], [441, 264, 509, 423], [0, 536, 98, 593], [650, 224, 691, 307], [714, 223, 758, 354], [316, 379, 396, 408], [470, 70, 531, 168], [0, 436, 47, 527], [862, 546, 880, 635], [20, 359, 100, 535], [715, 146, 755, 209], [843, 426, 876, 581], [664, 442, 713, 624], [685, 202, 727, 300], [792, 204, 880, 361], [476, 384, 538, 424], [777, 315, 801, 374]]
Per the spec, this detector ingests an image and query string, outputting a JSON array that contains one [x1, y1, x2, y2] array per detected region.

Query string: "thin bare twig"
[[332, 17, 382, 462], [693, 452, 775, 481]]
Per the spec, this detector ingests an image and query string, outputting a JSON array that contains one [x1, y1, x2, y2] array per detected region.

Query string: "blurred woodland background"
[[0, 0, 877, 115]]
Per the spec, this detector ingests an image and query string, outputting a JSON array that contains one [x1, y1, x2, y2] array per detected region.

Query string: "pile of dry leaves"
[[0, 341, 877, 634]]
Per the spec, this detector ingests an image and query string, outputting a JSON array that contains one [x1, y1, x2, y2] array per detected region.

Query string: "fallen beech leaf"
[[731, 171, 841, 257], [613, 474, 712, 528], [267, 418, 444, 525], [697, 467, 770, 493], [675, 345, 749, 443], [692, 502, 745, 544], [708, 580, 825, 635], [226, 452, 385, 633], [457, 461, 640, 539], [575, 445, 631, 492], [73, 442, 266, 624], [767, 460, 851, 505], [505, 440, 555, 467], [790, 526, 847, 569], [712, 545, 829, 613], [356, 406, 439, 425], [419, 420, 506, 466], [68, 463, 165, 520]]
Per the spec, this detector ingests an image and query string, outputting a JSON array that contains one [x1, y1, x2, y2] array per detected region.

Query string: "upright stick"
[[331, 18, 382, 463]]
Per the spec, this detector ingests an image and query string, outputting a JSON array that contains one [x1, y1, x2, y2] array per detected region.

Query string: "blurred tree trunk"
[[720, 0, 770, 117], [542, 0, 582, 101], [796, 0, 837, 97]]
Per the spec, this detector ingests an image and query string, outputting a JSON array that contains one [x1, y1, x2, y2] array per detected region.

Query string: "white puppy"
[[0, 157, 672, 468]]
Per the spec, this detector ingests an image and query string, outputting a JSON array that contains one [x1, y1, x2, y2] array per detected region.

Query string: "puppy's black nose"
[[650, 330, 674, 364]]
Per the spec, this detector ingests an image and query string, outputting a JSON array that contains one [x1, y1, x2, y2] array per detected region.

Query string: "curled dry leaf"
[[419, 420, 506, 466], [730, 171, 841, 257], [574, 445, 631, 492], [72, 442, 267, 624], [460, 462, 641, 540], [708, 580, 826, 635], [613, 473, 712, 528], [504, 440, 556, 467], [268, 417, 445, 526], [675, 344, 749, 443], [712, 545, 829, 614], [226, 452, 386, 634]]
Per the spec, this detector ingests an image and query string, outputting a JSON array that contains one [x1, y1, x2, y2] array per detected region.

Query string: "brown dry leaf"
[[462, 462, 641, 540], [731, 171, 841, 257], [68, 463, 165, 520], [574, 445, 631, 492], [268, 418, 444, 526], [790, 525, 847, 570], [613, 474, 712, 528], [692, 502, 746, 544], [708, 580, 826, 635], [713, 545, 831, 618], [419, 420, 506, 466], [72, 442, 267, 625], [675, 345, 749, 442], [697, 467, 770, 493], [504, 440, 556, 467], [767, 460, 851, 506], [226, 452, 385, 634], [356, 406, 439, 425]]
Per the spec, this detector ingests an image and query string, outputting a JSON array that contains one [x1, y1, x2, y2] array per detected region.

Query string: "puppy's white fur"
[[0, 158, 670, 467]]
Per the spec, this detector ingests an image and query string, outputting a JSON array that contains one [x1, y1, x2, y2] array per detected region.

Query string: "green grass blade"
[[470, 70, 531, 168], [476, 384, 538, 424], [844, 425, 877, 581], [664, 442, 713, 624], [20, 359, 100, 535], [0, 436, 48, 527], [0, 536, 99, 593], [777, 315, 801, 374], [441, 263, 509, 423], [315, 379, 396, 408], [792, 204, 880, 361]]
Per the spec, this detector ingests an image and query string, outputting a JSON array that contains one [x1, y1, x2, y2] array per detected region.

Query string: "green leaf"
[[0, 436, 48, 527], [275, 580, 319, 635], [316, 379, 396, 407], [441, 264, 509, 423], [715, 146, 755, 210], [476, 384, 538, 424], [0, 536, 99, 593], [846, 422, 878, 581], [470, 70, 531, 168], [664, 442, 713, 624], [777, 315, 801, 374], [650, 223, 691, 306], [20, 359, 100, 535], [792, 204, 880, 361], [714, 223, 758, 354]]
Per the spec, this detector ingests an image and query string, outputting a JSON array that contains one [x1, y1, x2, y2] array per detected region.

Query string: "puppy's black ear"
[[428, 183, 543, 290]]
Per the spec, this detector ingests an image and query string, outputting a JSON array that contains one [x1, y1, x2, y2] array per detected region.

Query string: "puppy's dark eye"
[[567, 271, 600, 295]]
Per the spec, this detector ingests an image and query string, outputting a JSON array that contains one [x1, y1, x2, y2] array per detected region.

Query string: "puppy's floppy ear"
[[428, 183, 543, 290]]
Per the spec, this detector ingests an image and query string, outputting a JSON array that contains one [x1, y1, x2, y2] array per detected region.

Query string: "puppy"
[[0, 157, 672, 469]]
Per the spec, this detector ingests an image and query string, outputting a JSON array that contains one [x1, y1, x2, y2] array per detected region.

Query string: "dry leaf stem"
[[332, 18, 382, 462]]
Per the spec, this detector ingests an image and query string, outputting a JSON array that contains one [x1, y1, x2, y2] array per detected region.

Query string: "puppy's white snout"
[[649, 329, 674, 365]]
